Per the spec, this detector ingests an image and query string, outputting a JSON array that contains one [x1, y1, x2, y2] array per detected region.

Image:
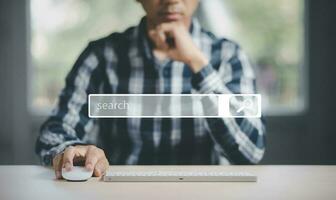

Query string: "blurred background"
[[0, 0, 335, 165]]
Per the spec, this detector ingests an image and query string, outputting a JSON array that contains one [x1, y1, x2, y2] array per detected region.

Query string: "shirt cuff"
[[191, 64, 223, 94]]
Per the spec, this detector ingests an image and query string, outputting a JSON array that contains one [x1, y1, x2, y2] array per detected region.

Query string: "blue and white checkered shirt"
[[36, 17, 266, 165]]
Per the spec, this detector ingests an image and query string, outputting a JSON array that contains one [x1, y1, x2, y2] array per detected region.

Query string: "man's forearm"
[[190, 50, 266, 164]]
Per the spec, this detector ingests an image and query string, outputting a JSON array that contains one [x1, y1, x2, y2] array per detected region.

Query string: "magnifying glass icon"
[[236, 99, 254, 113]]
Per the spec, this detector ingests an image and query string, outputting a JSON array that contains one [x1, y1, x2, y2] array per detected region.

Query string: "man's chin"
[[159, 13, 184, 23]]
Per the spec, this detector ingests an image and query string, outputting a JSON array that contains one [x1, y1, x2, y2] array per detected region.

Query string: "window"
[[29, 0, 144, 113], [199, 0, 305, 114], [30, 0, 304, 115]]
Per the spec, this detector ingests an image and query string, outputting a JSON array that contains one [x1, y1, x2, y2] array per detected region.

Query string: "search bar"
[[88, 94, 261, 118]]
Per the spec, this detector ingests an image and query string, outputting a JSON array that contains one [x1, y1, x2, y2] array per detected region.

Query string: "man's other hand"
[[52, 145, 109, 179], [149, 22, 209, 73]]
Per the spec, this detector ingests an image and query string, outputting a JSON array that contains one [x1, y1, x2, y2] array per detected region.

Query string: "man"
[[36, 0, 266, 179]]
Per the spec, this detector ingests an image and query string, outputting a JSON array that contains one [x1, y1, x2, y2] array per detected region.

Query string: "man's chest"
[[104, 61, 194, 94]]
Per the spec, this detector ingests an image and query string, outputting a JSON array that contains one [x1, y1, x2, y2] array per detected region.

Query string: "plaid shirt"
[[36, 18, 266, 165]]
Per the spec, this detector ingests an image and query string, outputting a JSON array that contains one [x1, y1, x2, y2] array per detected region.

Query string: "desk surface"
[[0, 165, 335, 200]]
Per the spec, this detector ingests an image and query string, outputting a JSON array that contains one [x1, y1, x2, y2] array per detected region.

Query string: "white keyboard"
[[103, 171, 257, 182]]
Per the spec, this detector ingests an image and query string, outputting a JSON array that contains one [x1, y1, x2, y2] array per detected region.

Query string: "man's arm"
[[149, 22, 265, 164], [35, 41, 109, 177], [191, 43, 266, 164]]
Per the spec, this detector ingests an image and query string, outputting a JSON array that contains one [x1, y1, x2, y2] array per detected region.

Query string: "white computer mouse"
[[61, 166, 93, 181]]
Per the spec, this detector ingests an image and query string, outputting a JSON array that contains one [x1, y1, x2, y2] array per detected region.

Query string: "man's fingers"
[[62, 146, 76, 171], [156, 25, 175, 50], [149, 30, 169, 50], [158, 30, 173, 49], [52, 145, 108, 180], [85, 146, 102, 171], [85, 146, 109, 176], [52, 153, 63, 179], [93, 158, 109, 177]]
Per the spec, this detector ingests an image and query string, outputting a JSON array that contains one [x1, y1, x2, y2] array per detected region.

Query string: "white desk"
[[0, 165, 335, 200]]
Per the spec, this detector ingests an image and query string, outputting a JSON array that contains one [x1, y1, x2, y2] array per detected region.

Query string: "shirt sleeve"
[[191, 41, 266, 164], [35, 42, 103, 165]]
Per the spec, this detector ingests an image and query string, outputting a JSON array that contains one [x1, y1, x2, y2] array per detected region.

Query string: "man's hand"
[[52, 145, 109, 179], [148, 22, 209, 73]]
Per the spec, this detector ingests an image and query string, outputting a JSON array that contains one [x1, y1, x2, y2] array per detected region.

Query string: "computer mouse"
[[61, 166, 93, 181]]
